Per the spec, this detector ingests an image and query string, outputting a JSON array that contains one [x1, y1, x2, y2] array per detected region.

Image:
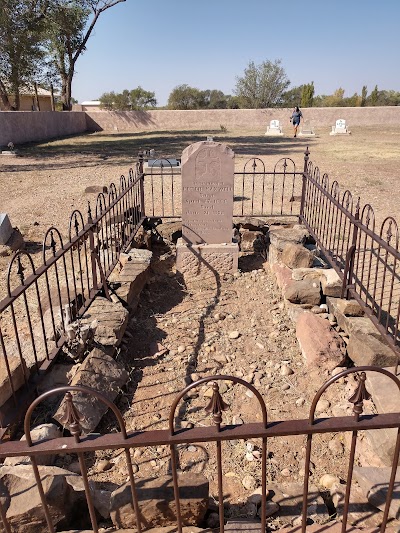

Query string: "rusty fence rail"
[[300, 154, 400, 356], [0, 167, 145, 430], [0, 367, 398, 532], [140, 155, 303, 220]]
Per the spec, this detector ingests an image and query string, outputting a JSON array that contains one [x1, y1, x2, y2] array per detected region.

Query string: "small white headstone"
[[0, 213, 13, 245], [330, 118, 351, 135], [265, 119, 283, 136]]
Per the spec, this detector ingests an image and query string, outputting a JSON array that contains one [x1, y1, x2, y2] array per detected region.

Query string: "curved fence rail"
[[0, 368, 398, 532], [0, 167, 145, 433], [300, 151, 400, 357]]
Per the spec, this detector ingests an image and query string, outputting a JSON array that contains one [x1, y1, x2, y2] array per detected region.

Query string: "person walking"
[[290, 106, 303, 137]]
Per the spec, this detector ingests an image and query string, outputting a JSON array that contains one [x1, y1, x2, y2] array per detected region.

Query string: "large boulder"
[[4, 424, 62, 466], [0, 465, 84, 532], [354, 466, 400, 519], [281, 243, 314, 269], [296, 313, 346, 368], [346, 332, 398, 367], [284, 279, 321, 306], [54, 348, 128, 434], [110, 473, 209, 529], [239, 230, 267, 253]]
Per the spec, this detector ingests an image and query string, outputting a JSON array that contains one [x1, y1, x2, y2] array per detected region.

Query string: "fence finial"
[[348, 372, 371, 421], [59, 392, 84, 441], [205, 382, 229, 430]]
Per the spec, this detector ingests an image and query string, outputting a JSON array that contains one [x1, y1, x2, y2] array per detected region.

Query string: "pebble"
[[228, 330, 240, 339], [190, 373, 200, 382], [242, 474, 257, 490], [319, 473, 340, 490], [328, 436, 344, 455], [246, 452, 254, 461], [232, 416, 244, 425], [281, 468, 291, 477], [281, 365, 294, 376], [319, 304, 328, 311], [133, 449, 143, 458], [187, 445, 197, 453], [257, 501, 280, 518], [131, 463, 139, 474], [96, 459, 112, 472], [246, 390, 254, 398], [246, 442, 255, 452], [315, 399, 330, 413], [177, 345, 186, 353], [256, 342, 265, 350], [281, 383, 290, 391], [248, 487, 269, 505], [296, 397, 305, 407]]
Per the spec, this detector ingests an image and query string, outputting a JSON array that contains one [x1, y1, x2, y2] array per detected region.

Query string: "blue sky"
[[73, 0, 400, 105]]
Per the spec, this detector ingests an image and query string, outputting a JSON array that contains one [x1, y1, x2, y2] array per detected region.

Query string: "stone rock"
[[319, 474, 340, 490], [108, 256, 150, 312], [110, 473, 208, 529], [281, 243, 314, 269], [54, 348, 128, 434], [225, 520, 262, 531], [233, 217, 268, 232], [353, 466, 400, 519], [292, 267, 323, 282], [242, 475, 257, 490], [0, 228, 24, 257], [335, 298, 365, 317], [269, 483, 328, 524], [0, 465, 85, 532], [4, 423, 62, 466], [0, 353, 27, 408], [334, 481, 384, 528], [268, 226, 310, 251], [284, 279, 321, 306], [154, 221, 182, 243], [269, 263, 293, 291], [296, 313, 346, 368], [257, 500, 279, 517], [228, 331, 240, 339], [346, 331, 398, 367], [239, 230, 267, 253], [320, 269, 342, 297]]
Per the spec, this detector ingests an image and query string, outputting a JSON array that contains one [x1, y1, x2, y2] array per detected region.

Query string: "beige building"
[[0, 87, 53, 111]]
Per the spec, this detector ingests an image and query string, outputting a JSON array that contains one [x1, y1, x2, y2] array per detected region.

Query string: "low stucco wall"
[[1, 107, 399, 148], [0, 111, 87, 147], [85, 106, 400, 133]]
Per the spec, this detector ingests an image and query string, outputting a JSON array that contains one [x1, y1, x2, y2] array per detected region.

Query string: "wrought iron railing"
[[300, 149, 400, 356], [0, 167, 144, 431], [0, 367, 397, 532]]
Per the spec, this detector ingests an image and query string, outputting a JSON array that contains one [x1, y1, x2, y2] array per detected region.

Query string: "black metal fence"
[[0, 167, 144, 432], [300, 150, 400, 358]]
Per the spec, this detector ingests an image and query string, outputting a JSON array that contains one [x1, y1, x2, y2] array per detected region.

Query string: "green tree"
[[99, 91, 116, 110], [129, 86, 157, 110], [0, 0, 47, 110], [167, 84, 205, 109], [369, 84, 379, 106], [361, 85, 368, 107], [301, 81, 315, 107], [45, 0, 125, 110], [280, 85, 303, 108], [234, 59, 290, 108]]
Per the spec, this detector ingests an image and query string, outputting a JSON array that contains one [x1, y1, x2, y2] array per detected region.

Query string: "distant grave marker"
[[330, 118, 351, 135], [265, 119, 284, 136], [299, 120, 316, 137], [0, 214, 13, 245]]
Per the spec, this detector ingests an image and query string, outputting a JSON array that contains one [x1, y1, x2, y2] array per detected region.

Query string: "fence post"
[[87, 202, 98, 296], [341, 198, 360, 299], [138, 151, 145, 218], [299, 146, 310, 222]]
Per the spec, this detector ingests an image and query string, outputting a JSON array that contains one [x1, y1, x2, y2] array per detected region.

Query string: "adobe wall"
[[0, 111, 87, 147], [1, 106, 399, 148], [85, 106, 400, 133]]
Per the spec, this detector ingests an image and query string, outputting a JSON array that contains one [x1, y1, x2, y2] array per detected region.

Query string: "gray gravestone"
[[0, 214, 13, 245], [177, 141, 238, 278]]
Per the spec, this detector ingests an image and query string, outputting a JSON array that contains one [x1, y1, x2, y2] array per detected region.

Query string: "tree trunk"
[[61, 71, 73, 111], [0, 80, 13, 110]]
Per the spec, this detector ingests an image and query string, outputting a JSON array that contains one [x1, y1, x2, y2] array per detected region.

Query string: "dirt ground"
[[1, 126, 399, 528], [1, 125, 399, 299]]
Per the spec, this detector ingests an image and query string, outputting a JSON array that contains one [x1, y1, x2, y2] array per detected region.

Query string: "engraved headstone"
[[265, 119, 283, 136], [299, 120, 316, 137], [181, 141, 234, 245], [177, 141, 238, 278], [0, 214, 13, 245], [330, 118, 351, 135]]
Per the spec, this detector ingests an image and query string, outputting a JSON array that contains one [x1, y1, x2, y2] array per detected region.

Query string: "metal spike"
[[386, 220, 393, 244], [74, 213, 79, 236], [348, 372, 371, 421], [16, 255, 25, 284], [205, 382, 229, 430], [59, 392, 85, 440], [50, 230, 57, 256]]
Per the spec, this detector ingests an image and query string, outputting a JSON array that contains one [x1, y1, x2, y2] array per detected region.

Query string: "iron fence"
[[140, 155, 303, 220], [0, 167, 145, 432], [300, 150, 400, 356], [0, 367, 398, 532]]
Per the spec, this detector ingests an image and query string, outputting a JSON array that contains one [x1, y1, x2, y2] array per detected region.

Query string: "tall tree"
[[99, 87, 157, 110], [167, 84, 205, 109], [129, 86, 157, 110], [0, 0, 47, 110], [369, 84, 379, 106], [234, 59, 290, 108], [280, 85, 303, 108], [361, 85, 368, 107], [45, 0, 125, 110], [301, 81, 315, 107]]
